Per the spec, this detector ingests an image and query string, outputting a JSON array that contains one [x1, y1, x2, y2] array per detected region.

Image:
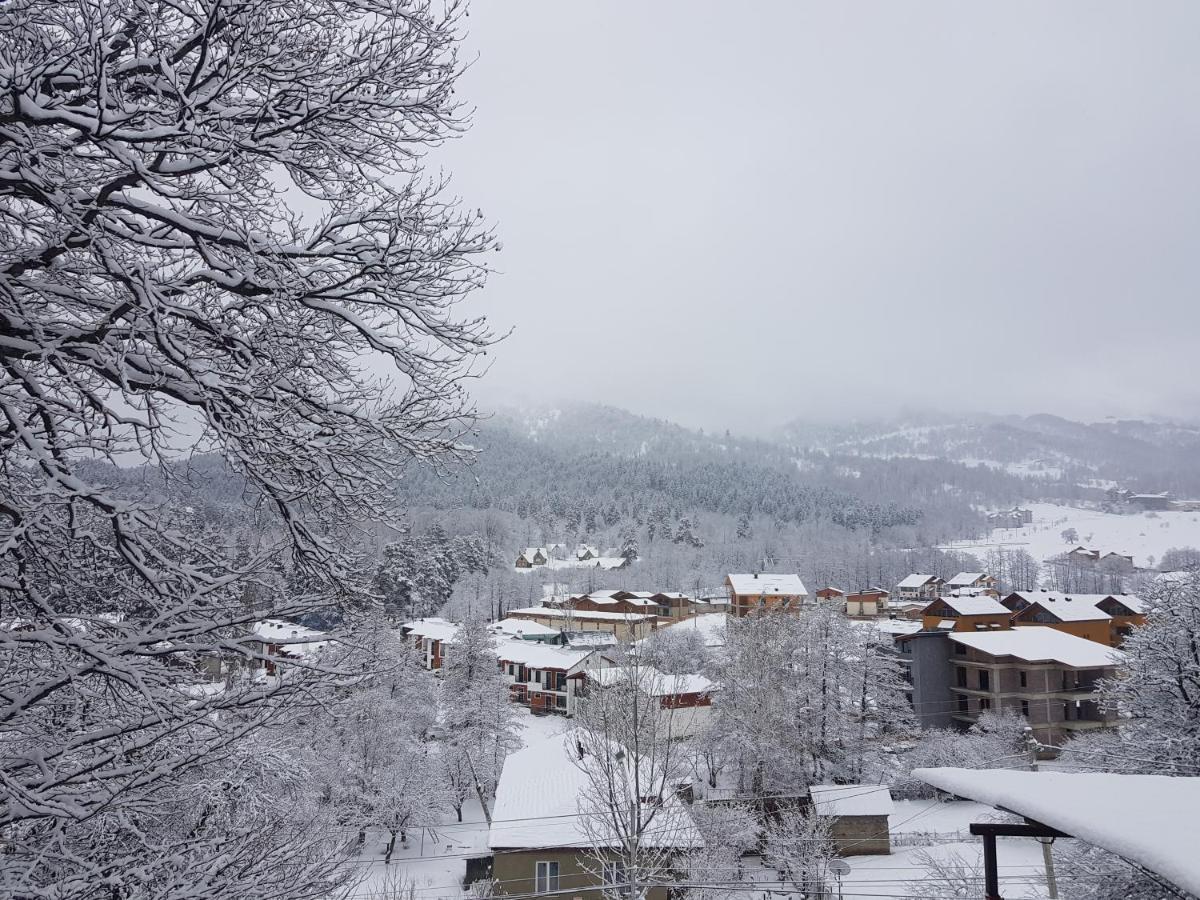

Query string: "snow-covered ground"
[[941, 502, 1200, 568], [356, 705, 1057, 900]]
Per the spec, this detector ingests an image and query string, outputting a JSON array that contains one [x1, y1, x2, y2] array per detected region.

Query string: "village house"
[[896, 627, 1123, 745], [809, 784, 894, 856], [987, 507, 1034, 529], [920, 595, 1013, 633], [845, 587, 890, 618], [515, 547, 549, 569], [492, 641, 608, 716], [815, 586, 845, 604], [507, 605, 662, 642], [725, 573, 809, 617], [896, 574, 944, 603], [651, 591, 697, 619], [575, 543, 600, 561], [945, 572, 999, 594], [1001, 591, 1146, 647], [400, 617, 460, 670], [1067, 546, 1102, 565], [247, 619, 329, 675], [487, 732, 703, 900], [583, 666, 716, 738], [488, 617, 563, 644]]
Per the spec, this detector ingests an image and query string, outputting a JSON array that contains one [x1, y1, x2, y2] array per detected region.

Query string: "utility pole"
[[1025, 728, 1058, 899]]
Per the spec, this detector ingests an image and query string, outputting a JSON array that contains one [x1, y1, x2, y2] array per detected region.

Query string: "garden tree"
[[680, 804, 760, 900], [1159, 546, 1200, 572], [638, 626, 711, 676], [439, 616, 520, 820], [712, 608, 911, 796], [312, 628, 444, 863], [762, 805, 836, 898], [1074, 572, 1200, 775], [886, 710, 1030, 800], [572, 653, 700, 900], [0, 0, 491, 896]]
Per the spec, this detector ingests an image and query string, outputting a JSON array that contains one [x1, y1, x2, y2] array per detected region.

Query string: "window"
[[978, 670, 990, 692], [1019, 670, 1027, 688], [556, 694, 567, 709], [603, 861, 627, 889], [954, 643, 967, 656], [535, 861, 559, 894], [956, 667, 967, 688], [980, 698, 992, 711], [957, 696, 969, 714], [1021, 700, 1030, 717]]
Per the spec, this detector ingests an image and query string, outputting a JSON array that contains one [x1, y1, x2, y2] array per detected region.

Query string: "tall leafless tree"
[[0, 0, 492, 896]]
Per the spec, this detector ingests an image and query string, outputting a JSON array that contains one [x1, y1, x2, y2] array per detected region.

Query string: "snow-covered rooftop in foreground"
[[488, 731, 702, 850], [726, 573, 808, 596], [810, 784, 894, 818], [492, 640, 597, 671], [1019, 599, 1111, 623], [912, 768, 1200, 897], [948, 627, 1124, 668]]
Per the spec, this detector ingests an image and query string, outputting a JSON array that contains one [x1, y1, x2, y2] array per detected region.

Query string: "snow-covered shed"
[[809, 784, 895, 856]]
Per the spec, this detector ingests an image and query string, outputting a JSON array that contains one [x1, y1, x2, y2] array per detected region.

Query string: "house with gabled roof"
[[725, 573, 809, 617], [845, 587, 890, 618], [920, 595, 1012, 633], [945, 572, 998, 594], [515, 547, 549, 568], [896, 574, 944, 602], [1002, 591, 1147, 647]]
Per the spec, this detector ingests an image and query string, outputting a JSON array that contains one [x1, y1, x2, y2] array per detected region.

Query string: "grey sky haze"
[[434, 1, 1200, 432]]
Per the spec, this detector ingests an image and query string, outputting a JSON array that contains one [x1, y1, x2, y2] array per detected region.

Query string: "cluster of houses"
[[514, 543, 629, 571], [1106, 488, 1200, 512], [986, 506, 1034, 529]]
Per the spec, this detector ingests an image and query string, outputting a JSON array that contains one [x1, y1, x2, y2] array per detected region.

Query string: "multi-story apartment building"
[[725, 573, 809, 617], [896, 626, 1123, 745]]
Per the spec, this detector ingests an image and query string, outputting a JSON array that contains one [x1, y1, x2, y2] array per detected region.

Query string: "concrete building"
[[897, 627, 1123, 746], [725, 573, 809, 617]]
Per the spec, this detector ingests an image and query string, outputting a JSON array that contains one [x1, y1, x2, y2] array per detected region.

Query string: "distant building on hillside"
[[845, 587, 889, 618], [945, 572, 998, 594], [1129, 492, 1172, 511], [515, 547, 548, 568], [896, 574, 944, 602], [987, 507, 1034, 529], [725, 573, 809, 617]]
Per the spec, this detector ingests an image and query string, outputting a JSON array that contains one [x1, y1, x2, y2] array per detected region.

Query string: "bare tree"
[[0, 1, 492, 896]]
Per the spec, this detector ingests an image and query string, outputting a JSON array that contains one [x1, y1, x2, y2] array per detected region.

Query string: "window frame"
[[535, 860, 560, 894]]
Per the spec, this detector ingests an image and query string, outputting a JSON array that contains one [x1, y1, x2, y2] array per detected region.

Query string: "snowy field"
[[352, 708, 1057, 900], [941, 502, 1200, 568]]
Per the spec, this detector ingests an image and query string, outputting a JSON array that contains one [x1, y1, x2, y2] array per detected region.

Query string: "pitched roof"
[[810, 784, 895, 818], [726, 573, 808, 596], [641, 613, 728, 649], [492, 640, 596, 671], [947, 572, 987, 586], [488, 618, 559, 638], [588, 665, 715, 697], [1018, 599, 1111, 623], [401, 617, 460, 642], [488, 731, 703, 851], [948, 627, 1124, 668], [1008, 591, 1146, 616], [509, 606, 658, 623], [932, 595, 1010, 616], [898, 574, 939, 589]]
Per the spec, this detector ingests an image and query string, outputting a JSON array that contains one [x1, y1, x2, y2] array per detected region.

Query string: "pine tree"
[[620, 526, 640, 563]]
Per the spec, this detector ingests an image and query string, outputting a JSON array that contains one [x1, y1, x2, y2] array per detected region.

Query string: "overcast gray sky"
[[435, 1, 1200, 433]]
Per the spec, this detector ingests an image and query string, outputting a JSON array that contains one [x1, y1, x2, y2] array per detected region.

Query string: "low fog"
[[436, 1, 1200, 432]]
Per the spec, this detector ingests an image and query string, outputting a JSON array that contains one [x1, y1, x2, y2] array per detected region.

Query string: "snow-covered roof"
[[948, 628, 1124, 669], [588, 665, 714, 697], [866, 619, 922, 637], [519, 546, 547, 562], [562, 631, 618, 649], [402, 617, 460, 642], [492, 640, 596, 672], [946, 572, 987, 587], [251, 619, 328, 645], [509, 606, 658, 623], [933, 596, 1010, 616], [912, 768, 1200, 897], [897, 574, 939, 589], [1008, 591, 1145, 616], [642, 613, 728, 648], [1018, 600, 1111, 623], [726, 573, 808, 596], [488, 618, 559, 638], [488, 731, 703, 851], [809, 784, 894, 818]]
